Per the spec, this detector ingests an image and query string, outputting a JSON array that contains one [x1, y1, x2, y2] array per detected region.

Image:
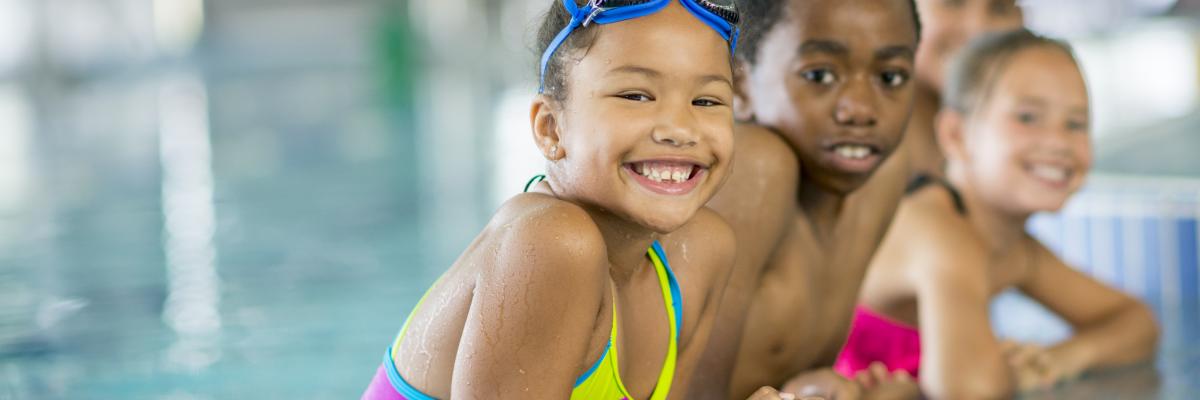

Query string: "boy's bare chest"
[[740, 214, 889, 370]]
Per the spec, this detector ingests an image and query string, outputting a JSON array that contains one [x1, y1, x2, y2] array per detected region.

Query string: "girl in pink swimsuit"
[[839, 29, 1159, 399]]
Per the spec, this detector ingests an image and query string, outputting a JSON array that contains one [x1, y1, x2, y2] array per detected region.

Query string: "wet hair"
[[736, 0, 922, 64], [533, 0, 740, 102], [534, 0, 601, 102], [943, 28, 1078, 115]]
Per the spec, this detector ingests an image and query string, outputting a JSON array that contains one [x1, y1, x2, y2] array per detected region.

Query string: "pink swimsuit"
[[834, 306, 922, 379]]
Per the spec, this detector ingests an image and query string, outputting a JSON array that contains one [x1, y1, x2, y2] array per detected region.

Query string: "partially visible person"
[[907, 0, 1024, 178]]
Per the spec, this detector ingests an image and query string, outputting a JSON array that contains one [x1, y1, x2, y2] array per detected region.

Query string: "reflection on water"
[[158, 74, 221, 373]]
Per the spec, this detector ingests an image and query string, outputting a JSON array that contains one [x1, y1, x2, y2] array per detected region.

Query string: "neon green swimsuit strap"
[[390, 275, 446, 359], [645, 241, 680, 400], [571, 241, 681, 400]]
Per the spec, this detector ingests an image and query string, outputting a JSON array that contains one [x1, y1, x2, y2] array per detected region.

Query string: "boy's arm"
[[689, 124, 801, 400]]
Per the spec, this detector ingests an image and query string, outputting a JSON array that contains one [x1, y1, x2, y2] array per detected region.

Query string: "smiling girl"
[[840, 29, 1159, 399], [360, 1, 777, 399]]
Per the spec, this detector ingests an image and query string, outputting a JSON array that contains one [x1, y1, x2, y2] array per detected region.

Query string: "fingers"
[[892, 369, 913, 383], [749, 386, 787, 400], [854, 370, 874, 389], [1007, 343, 1043, 367]]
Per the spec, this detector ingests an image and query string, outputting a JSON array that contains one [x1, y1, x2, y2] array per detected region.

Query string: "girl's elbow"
[[1132, 304, 1161, 359], [922, 370, 1014, 400]]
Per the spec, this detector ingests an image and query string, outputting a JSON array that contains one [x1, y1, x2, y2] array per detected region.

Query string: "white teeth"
[[634, 163, 694, 183], [835, 145, 871, 160], [1030, 164, 1068, 183]]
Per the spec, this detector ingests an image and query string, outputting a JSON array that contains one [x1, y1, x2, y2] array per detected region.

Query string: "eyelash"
[[615, 92, 725, 108], [617, 92, 653, 102], [881, 70, 909, 88], [802, 68, 837, 85]]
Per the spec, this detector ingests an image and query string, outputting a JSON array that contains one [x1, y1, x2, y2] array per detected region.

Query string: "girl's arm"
[[1015, 239, 1159, 376], [910, 211, 1014, 400], [451, 207, 609, 399]]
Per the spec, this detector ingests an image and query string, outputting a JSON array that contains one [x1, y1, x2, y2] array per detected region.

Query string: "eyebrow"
[[797, 40, 848, 56], [610, 65, 664, 79], [610, 65, 732, 88], [1017, 97, 1089, 113], [875, 45, 915, 61], [799, 40, 913, 61], [1016, 97, 1048, 106]]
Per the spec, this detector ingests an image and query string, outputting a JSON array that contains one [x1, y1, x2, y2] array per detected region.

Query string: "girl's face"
[[739, 0, 919, 195], [955, 46, 1092, 214], [536, 1, 735, 233], [915, 0, 1024, 93]]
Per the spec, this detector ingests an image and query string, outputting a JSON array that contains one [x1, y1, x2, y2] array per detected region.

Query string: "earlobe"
[[732, 60, 754, 122], [530, 95, 564, 161], [935, 109, 967, 162]]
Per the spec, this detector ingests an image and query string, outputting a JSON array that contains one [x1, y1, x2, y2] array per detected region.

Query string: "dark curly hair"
[[736, 0, 922, 64]]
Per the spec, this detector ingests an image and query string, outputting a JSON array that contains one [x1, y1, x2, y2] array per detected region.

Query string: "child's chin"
[[635, 211, 695, 235], [1021, 197, 1070, 214]]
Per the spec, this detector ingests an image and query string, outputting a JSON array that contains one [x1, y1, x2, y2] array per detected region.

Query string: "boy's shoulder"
[[733, 123, 801, 182], [666, 207, 737, 273]]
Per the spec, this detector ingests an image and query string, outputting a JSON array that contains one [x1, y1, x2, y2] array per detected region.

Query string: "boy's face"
[[738, 0, 918, 195]]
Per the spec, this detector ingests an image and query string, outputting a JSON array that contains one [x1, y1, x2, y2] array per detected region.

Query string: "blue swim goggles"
[[539, 0, 741, 92]]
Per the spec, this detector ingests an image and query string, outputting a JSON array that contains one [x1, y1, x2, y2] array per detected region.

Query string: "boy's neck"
[[797, 178, 848, 244]]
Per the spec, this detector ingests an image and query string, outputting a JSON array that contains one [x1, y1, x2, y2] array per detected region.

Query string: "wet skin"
[[678, 0, 920, 398], [390, 3, 739, 399]]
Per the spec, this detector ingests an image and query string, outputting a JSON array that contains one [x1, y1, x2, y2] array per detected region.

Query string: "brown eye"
[[881, 70, 909, 88], [693, 98, 723, 107], [1066, 119, 1088, 132], [801, 68, 837, 85], [1016, 111, 1039, 125], [617, 92, 653, 102]]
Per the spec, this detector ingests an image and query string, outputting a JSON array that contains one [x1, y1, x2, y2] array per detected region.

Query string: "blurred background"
[[0, 0, 1195, 398]]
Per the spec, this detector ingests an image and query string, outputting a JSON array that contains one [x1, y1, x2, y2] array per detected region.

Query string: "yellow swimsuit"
[[367, 241, 682, 400]]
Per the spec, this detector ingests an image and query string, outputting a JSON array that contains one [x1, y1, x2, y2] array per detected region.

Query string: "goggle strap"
[[538, 0, 739, 93]]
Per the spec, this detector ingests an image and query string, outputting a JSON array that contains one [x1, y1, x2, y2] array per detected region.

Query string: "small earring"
[[549, 145, 558, 158]]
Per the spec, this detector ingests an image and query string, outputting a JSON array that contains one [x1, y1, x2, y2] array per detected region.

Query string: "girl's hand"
[[1002, 340, 1081, 391], [781, 368, 862, 400], [854, 362, 920, 400], [747, 386, 794, 400]]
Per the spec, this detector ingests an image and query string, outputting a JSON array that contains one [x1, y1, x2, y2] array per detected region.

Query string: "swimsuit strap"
[[645, 241, 681, 400], [906, 173, 967, 215], [524, 174, 547, 193]]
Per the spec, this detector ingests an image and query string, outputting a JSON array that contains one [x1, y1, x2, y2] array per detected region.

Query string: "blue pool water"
[[3, 161, 1197, 399]]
